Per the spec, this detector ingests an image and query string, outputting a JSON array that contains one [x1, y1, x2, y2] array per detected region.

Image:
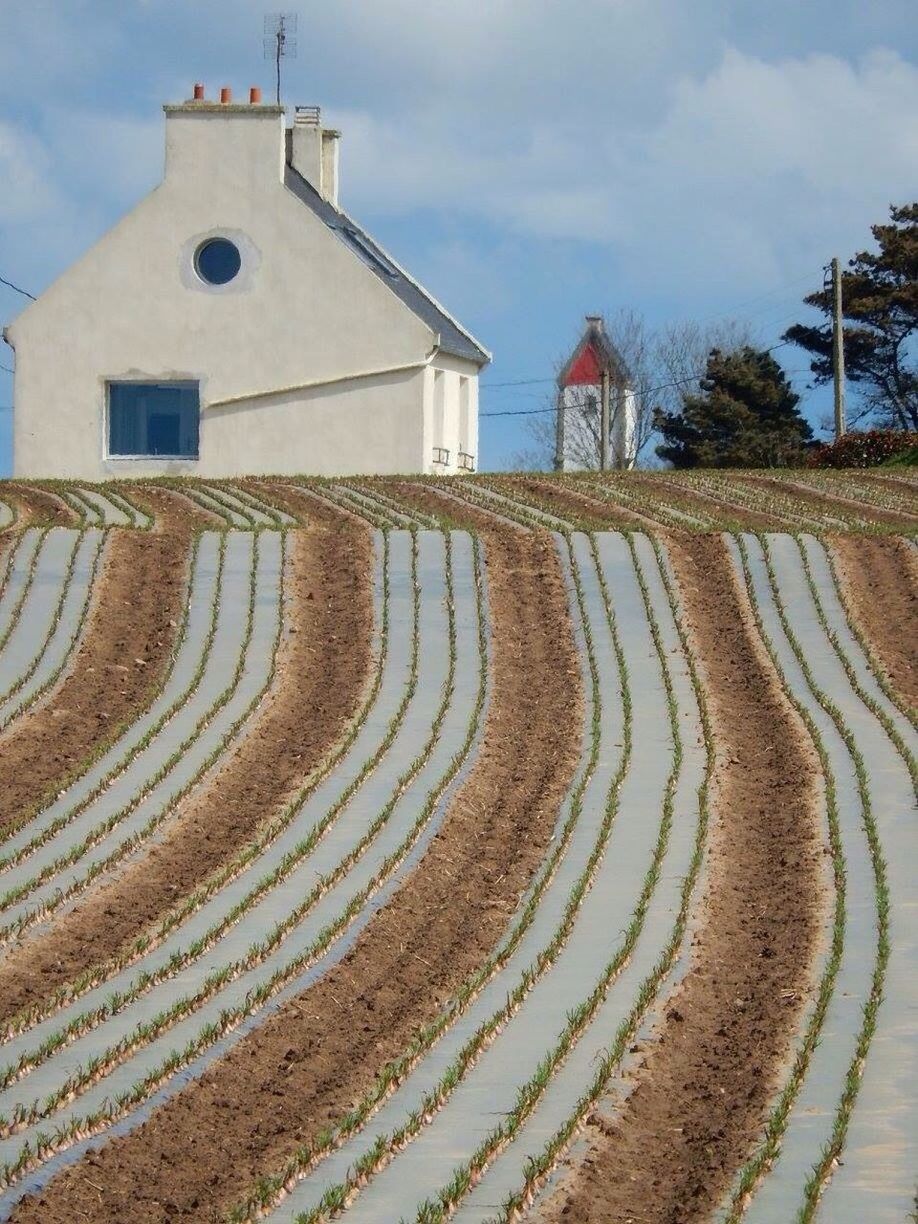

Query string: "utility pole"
[[600, 367, 611, 471], [830, 257, 847, 439], [554, 390, 565, 472]]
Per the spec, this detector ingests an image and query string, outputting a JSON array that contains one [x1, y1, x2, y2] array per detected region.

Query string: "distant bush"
[[806, 429, 918, 468]]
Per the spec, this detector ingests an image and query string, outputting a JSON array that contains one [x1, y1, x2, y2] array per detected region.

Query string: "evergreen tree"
[[784, 202, 917, 430], [654, 347, 812, 468]]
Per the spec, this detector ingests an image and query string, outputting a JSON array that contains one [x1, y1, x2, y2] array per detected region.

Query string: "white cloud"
[[330, 45, 918, 298], [0, 122, 61, 224]]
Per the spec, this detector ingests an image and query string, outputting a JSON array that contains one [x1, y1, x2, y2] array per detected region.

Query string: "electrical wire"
[[480, 341, 798, 418], [0, 275, 35, 301]]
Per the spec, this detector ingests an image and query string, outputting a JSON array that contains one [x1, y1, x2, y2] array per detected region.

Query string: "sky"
[[0, 0, 916, 472]]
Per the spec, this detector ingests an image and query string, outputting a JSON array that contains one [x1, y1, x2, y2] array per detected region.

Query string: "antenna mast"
[[263, 13, 298, 106]]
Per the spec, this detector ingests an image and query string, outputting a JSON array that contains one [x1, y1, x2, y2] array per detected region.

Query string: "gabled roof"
[[284, 165, 490, 367], [558, 317, 630, 388]]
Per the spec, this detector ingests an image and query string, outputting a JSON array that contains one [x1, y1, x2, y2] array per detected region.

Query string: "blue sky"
[[1, 0, 916, 472]]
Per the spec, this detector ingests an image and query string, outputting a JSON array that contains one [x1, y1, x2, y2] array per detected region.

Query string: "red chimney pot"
[[219, 86, 232, 104], [249, 86, 262, 104], [193, 83, 205, 100]]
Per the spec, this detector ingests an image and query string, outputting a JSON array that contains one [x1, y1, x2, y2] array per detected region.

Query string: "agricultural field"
[[0, 470, 914, 1224]]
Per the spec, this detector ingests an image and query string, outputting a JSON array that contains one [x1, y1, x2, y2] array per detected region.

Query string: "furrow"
[[225, 484, 298, 527], [75, 491, 132, 528], [0, 532, 270, 941], [101, 488, 152, 531], [467, 480, 570, 531], [0, 531, 104, 731], [712, 533, 860, 1222], [180, 485, 243, 527], [753, 534, 915, 1220], [351, 482, 440, 530], [198, 484, 261, 528], [0, 531, 47, 659], [334, 485, 420, 529], [588, 477, 714, 529], [0, 532, 397, 1097], [234, 528, 606, 1221], [0, 535, 217, 873], [460, 533, 707, 1223], [311, 530, 694, 1223], [538, 530, 824, 1223], [0, 531, 82, 705], [826, 534, 918, 719], [0, 529, 485, 1204], [320, 484, 403, 529]]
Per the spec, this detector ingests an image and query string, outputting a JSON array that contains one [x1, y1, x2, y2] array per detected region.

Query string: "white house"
[[555, 315, 637, 471], [4, 86, 490, 480]]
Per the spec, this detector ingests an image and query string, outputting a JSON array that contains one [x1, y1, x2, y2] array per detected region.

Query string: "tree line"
[[524, 200, 916, 469]]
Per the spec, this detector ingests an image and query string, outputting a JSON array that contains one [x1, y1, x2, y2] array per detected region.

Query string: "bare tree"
[[517, 312, 759, 470]]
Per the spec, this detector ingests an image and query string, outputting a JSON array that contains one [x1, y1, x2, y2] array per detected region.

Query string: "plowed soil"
[[542, 532, 824, 1224], [0, 530, 187, 838], [7, 485, 79, 527], [653, 476, 787, 531], [829, 534, 918, 708], [124, 485, 225, 532], [498, 474, 650, 529], [0, 526, 373, 1022], [11, 524, 583, 1223], [742, 474, 917, 529], [254, 480, 351, 529]]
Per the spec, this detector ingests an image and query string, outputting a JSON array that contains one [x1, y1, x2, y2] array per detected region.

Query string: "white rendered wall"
[[560, 382, 637, 470], [7, 104, 478, 480], [421, 354, 479, 475]]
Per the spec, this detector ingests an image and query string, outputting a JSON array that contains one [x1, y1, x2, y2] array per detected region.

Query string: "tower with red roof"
[[554, 315, 636, 471]]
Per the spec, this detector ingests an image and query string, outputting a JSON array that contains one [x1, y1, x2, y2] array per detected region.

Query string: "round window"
[[194, 238, 242, 285]]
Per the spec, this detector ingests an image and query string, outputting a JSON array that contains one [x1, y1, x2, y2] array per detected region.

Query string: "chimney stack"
[[287, 106, 341, 207], [249, 86, 262, 104], [192, 83, 205, 101], [219, 86, 232, 104]]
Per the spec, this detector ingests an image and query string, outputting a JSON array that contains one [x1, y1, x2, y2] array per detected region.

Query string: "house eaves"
[[283, 165, 491, 367]]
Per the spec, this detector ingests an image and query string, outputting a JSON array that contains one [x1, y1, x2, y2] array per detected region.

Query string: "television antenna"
[[263, 13, 297, 106]]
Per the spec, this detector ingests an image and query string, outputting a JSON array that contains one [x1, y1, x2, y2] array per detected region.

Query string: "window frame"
[[105, 379, 201, 462]]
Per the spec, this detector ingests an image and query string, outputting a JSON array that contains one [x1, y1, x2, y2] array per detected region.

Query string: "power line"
[[480, 340, 795, 418], [0, 275, 35, 301], [0, 363, 13, 375]]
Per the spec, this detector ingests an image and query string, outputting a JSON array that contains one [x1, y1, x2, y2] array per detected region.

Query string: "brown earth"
[[741, 474, 918, 529], [656, 476, 789, 532], [6, 485, 79, 527], [619, 474, 728, 527], [491, 474, 649, 530], [829, 534, 918, 709], [254, 480, 357, 530], [0, 530, 187, 840], [541, 532, 824, 1224], [11, 522, 583, 1224], [124, 485, 225, 533], [0, 526, 373, 1022]]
